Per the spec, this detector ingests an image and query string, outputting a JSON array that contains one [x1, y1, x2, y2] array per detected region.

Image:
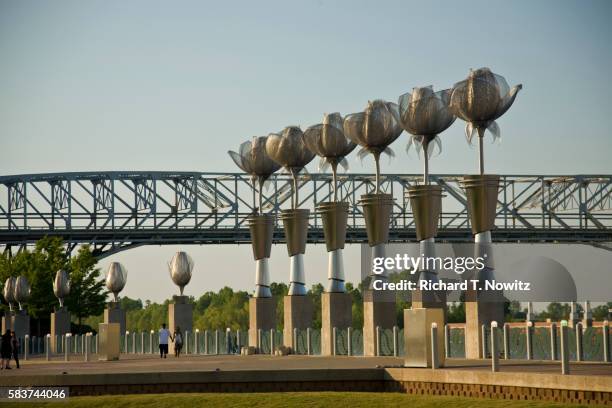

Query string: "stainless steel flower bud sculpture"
[[450, 68, 522, 174], [168, 251, 193, 296], [343, 100, 403, 193], [53, 270, 71, 308], [265, 126, 316, 209], [303, 113, 356, 201], [13, 276, 30, 311], [228, 136, 281, 214], [344, 100, 402, 247], [266, 126, 316, 297], [3, 277, 16, 311], [395, 86, 456, 184], [228, 136, 280, 300], [449, 68, 521, 359], [106, 262, 128, 302], [304, 112, 356, 294], [395, 86, 456, 312]]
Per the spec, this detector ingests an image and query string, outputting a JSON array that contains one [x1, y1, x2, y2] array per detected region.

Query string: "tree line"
[[2, 238, 610, 334]]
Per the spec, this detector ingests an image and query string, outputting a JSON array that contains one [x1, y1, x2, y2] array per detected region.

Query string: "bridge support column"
[[104, 301, 126, 335], [51, 307, 70, 354], [168, 295, 192, 355]]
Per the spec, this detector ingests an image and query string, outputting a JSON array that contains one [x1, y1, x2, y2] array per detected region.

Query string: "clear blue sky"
[[1, 0, 610, 302]]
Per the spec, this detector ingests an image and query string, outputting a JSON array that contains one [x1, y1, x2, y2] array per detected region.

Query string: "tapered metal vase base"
[[359, 193, 394, 247], [461, 175, 500, 235]]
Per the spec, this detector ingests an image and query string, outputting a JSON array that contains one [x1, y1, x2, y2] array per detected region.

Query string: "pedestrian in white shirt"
[[158, 323, 173, 358]]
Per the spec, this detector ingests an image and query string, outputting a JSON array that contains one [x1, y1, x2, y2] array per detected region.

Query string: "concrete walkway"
[[1, 354, 610, 377]]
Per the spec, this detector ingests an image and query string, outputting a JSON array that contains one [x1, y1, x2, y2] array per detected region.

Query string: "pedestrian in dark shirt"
[[1, 330, 11, 370], [10, 331, 20, 369]]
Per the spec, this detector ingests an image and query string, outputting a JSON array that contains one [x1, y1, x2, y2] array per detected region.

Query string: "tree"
[[308, 283, 324, 329], [539, 302, 571, 321], [65, 245, 107, 333], [592, 302, 611, 320], [447, 302, 465, 323]]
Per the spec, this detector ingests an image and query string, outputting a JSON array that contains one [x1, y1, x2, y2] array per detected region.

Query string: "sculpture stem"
[[478, 127, 485, 175], [251, 176, 257, 214], [423, 139, 430, 185], [374, 152, 381, 194], [258, 177, 264, 215], [331, 161, 338, 202], [291, 169, 299, 209]]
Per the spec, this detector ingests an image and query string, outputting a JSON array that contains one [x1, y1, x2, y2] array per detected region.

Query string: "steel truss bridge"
[[0, 172, 610, 258]]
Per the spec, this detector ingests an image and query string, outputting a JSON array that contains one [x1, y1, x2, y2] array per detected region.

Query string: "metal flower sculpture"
[[106, 262, 128, 302], [343, 100, 403, 193], [3, 277, 16, 311], [13, 276, 30, 310], [53, 270, 71, 308], [396, 86, 456, 184], [303, 112, 356, 201], [266, 126, 316, 208], [450, 68, 522, 174], [168, 251, 193, 296], [228, 136, 281, 214]]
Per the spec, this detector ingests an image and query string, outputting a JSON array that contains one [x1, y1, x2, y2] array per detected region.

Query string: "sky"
[[1, 0, 611, 303]]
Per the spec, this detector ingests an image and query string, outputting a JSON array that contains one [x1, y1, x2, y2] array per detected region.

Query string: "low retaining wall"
[[4, 367, 611, 405]]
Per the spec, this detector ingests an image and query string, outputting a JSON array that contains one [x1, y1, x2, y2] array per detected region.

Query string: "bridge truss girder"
[[0, 172, 610, 258]]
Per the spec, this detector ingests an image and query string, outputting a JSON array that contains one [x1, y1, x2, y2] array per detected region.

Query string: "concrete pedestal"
[[104, 302, 126, 335], [404, 308, 445, 367], [283, 295, 313, 351], [168, 295, 192, 355], [51, 307, 71, 353], [464, 293, 504, 359], [363, 289, 396, 356], [249, 297, 276, 352], [2, 310, 30, 339], [321, 292, 352, 355], [98, 323, 120, 361]]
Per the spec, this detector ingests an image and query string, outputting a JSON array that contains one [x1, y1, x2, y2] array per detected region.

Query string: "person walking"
[[1, 330, 12, 370], [158, 323, 171, 359], [173, 326, 183, 357], [10, 331, 19, 369]]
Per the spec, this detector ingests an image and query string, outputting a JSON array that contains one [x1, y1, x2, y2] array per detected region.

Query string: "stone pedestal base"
[[51, 307, 70, 353], [283, 295, 313, 351], [104, 302, 126, 335], [465, 297, 504, 359], [98, 323, 120, 361], [168, 295, 193, 354], [363, 289, 396, 356], [2, 310, 30, 339], [249, 297, 276, 352], [404, 308, 445, 367], [321, 292, 352, 355]]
